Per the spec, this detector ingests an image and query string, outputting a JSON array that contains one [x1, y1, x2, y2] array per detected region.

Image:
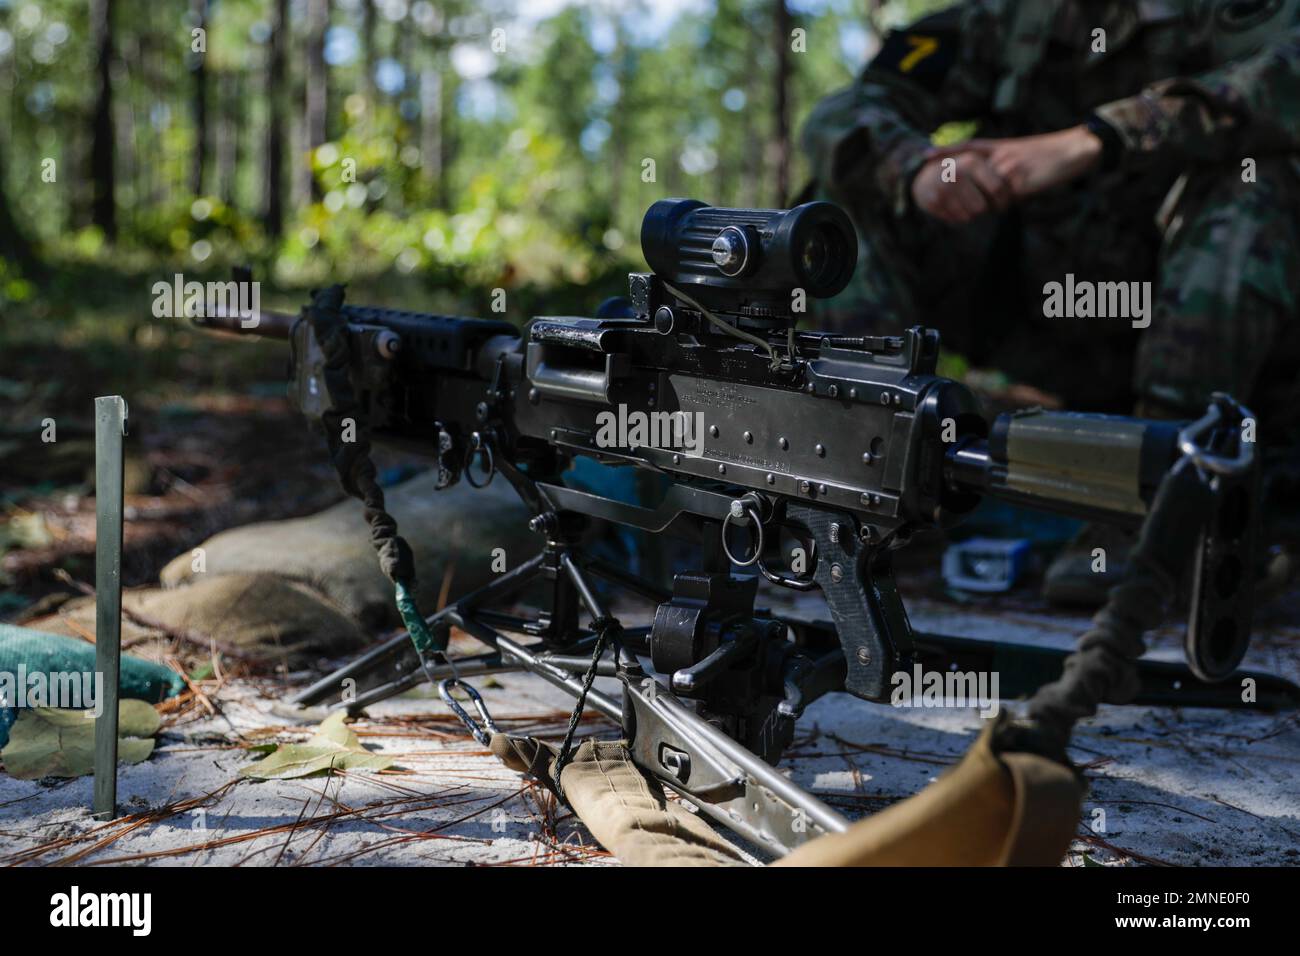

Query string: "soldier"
[[801, 0, 1300, 605]]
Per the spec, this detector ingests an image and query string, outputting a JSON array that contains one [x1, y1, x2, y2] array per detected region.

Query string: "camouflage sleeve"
[[1093, 26, 1300, 164], [800, 2, 1006, 217]]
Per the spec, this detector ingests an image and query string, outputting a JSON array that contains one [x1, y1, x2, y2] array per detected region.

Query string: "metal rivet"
[[828, 384, 839, 399], [849, 387, 858, 399], [718, 464, 726, 475], [799, 480, 811, 495], [830, 564, 843, 583], [709, 424, 719, 438], [672, 454, 681, 464], [856, 647, 871, 665], [528, 388, 540, 405], [818, 483, 828, 495], [893, 394, 901, 406], [879, 391, 890, 405], [766, 473, 775, 485], [779, 437, 789, 450], [743, 430, 753, 444], [815, 443, 826, 457], [860, 492, 871, 507], [862, 452, 873, 465]]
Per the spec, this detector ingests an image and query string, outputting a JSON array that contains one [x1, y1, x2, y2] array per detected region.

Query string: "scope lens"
[[798, 223, 845, 290]]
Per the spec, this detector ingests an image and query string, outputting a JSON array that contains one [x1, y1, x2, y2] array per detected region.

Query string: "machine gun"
[[200, 199, 1296, 857]]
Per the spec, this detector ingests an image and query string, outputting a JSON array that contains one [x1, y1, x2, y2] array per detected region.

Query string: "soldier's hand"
[[948, 127, 1104, 199], [910, 152, 1013, 225]]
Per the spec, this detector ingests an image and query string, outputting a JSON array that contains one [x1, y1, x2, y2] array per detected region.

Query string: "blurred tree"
[[264, 0, 288, 236], [189, 0, 209, 197], [89, 0, 117, 238]]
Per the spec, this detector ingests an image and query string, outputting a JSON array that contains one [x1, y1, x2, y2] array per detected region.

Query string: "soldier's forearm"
[[1092, 27, 1300, 164]]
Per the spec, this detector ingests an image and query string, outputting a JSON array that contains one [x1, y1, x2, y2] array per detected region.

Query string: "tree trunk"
[[189, 0, 209, 197], [0, 141, 42, 277], [361, 0, 376, 117], [89, 0, 117, 239], [771, 0, 792, 207], [305, 0, 328, 200], [264, 0, 288, 236]]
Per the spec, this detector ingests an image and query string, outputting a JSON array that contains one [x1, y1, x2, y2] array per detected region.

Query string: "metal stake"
[[93, 395, 128, 820]]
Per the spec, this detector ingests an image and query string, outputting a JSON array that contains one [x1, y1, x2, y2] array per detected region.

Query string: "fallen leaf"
[[0, 700, 161, 779], [240, 711, 392, 780]]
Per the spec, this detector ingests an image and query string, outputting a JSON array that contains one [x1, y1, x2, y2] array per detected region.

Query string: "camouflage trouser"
[[812, 158, 1300, 426], [1139, 157, 1300, 428]]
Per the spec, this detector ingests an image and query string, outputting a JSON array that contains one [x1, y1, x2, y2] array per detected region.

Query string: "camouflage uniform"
[[801, 0, 1300, 424]]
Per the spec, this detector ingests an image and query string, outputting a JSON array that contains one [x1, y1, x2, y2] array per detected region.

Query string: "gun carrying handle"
[[525, 342, 621, 403]]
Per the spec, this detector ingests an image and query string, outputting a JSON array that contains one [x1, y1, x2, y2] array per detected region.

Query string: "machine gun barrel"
[[946, 411, 1183, 527]]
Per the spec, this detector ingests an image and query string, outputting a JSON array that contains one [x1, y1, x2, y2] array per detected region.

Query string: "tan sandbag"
[[773, 724, 1082, 867], [489, 734, 749, 867], [160, 472, 535, 630], [41, 574, 368, 667]]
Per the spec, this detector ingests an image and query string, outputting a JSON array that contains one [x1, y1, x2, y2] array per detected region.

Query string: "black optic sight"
[[640, 199, 857, 322]]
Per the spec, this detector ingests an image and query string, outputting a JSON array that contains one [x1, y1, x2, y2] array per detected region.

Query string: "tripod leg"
[[292, 553, 547, 707]]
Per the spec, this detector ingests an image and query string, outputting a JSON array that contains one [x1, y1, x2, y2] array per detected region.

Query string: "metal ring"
[[721, 505, 764, 567], [464, 434, 496, 488], [1175, 397, 1256, 477]]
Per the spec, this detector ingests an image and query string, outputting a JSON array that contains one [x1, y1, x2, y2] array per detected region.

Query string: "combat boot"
[[1041, 521, 1135, 608]]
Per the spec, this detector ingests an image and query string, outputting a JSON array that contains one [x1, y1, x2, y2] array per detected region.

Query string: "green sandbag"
[[0, 623, 184, 747]]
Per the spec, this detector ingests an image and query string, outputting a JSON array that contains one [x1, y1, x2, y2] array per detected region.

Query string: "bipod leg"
[[292, 552, 547, 708]]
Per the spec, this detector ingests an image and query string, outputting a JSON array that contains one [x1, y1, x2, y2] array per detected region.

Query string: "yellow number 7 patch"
[[900, 35, 940, 73]]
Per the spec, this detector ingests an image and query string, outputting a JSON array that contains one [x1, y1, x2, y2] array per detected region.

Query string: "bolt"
[[849, 387, 858, 400], [828, 384, 839, 399], [880, 391, 890, 405], [476, 402, 490, 421], [672, 453, 681, 465], [818, 483, 828, 495], [779, 436, 789, 450], [799, 480, 811, 495], [765, 473, 775, 485], [860, 492, 872, 507], [709, 425, 720, 438], [729, 500, 745, 518], [528, 387, 540, 405], [856, 647, 871, 666], [829, 523, 841, 544], [830, 563, 844, 583], [815, 443, 825, 457], [718, 464, 726, 475], [743, 430, 753, 444]]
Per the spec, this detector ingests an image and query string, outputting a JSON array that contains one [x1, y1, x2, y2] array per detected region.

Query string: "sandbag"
[[490, 734, 749, 867], [160, 472, 535, 630], [41, 574, 369, 667], [0, 624, 183, 747], [773, 722, 1082, 867]]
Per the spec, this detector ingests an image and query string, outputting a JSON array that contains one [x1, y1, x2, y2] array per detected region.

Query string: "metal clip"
[[438, 678, 499, 746], [1177, 394, 1256, 478]]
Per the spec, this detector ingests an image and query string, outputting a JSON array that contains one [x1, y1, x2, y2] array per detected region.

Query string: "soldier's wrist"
[[1083, 114, 1123, 172]]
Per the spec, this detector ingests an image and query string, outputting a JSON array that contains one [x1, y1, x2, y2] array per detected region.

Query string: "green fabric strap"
[[395, 581, 442, 656]]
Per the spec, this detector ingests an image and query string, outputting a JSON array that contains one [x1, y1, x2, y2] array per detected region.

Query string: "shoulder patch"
[[868, 16, 960, 93]]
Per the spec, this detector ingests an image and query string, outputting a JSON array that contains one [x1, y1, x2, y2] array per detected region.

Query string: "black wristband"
[[1084, 114, 1123, 172]]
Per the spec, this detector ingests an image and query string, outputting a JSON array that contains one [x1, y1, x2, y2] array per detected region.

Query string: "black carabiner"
[[438, 678, 500, 746]]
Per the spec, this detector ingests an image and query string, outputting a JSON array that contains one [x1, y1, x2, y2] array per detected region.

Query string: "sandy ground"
[[1, 591, 1297, 867]]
